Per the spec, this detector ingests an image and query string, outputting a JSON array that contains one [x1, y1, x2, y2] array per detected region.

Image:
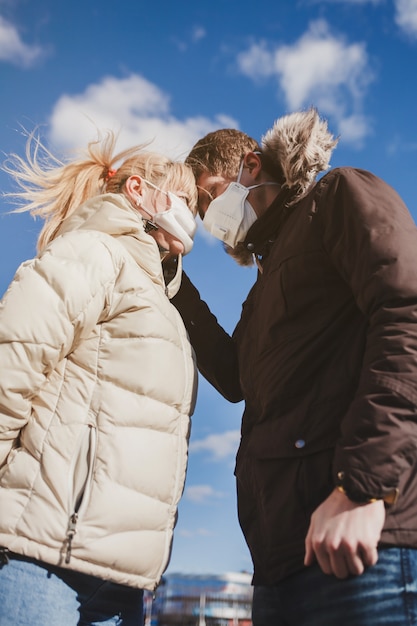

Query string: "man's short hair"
[[186, 129, 260, 179]]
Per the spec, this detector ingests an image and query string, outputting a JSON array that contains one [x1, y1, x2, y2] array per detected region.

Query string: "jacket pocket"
[[65, 423, 97, 564]]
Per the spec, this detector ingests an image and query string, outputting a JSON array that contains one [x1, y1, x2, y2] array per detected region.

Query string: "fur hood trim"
[[261, 108, 339, 199]]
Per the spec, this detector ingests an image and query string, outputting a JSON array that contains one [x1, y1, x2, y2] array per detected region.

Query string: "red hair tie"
[[105, 168, 117, 182]]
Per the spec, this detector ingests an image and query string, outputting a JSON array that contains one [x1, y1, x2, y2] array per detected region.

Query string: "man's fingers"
[[341, 551, 364, 578], [313, 544, 333, 576], [304, 528, 314, 566], [360, 544, 379, 568], [308, 539, 369, 579], [328, 551, 351, 579]]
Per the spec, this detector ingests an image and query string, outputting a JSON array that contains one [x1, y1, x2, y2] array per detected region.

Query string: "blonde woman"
[[0, 132, 198, 625]]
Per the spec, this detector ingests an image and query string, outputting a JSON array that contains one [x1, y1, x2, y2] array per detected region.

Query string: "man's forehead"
[[196, 171, 229, 188]]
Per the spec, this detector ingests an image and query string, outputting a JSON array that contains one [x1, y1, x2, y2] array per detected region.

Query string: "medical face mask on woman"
[[140, 181, 197, 255], [203, 158, 279, 249]]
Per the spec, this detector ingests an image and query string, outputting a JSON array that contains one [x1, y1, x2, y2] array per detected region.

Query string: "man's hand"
[[304, 487, 385, 579]]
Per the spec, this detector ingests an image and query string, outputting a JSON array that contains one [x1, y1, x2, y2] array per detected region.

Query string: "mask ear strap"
[[248, 181, 281, 191], [236, 158, 246, 184]]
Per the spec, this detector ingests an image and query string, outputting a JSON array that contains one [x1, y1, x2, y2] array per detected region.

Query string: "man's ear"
[[244, 152, 263, 179], [124, 175, 143, 204]]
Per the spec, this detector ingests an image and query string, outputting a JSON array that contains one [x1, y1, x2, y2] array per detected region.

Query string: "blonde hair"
[[3, 130, 198, 252]]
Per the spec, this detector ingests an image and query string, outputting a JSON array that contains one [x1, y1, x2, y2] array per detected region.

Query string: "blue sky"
[[1, 0, 417, 576]]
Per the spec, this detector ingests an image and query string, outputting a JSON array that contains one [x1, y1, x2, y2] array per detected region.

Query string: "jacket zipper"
[[65, 424, 97, 564]]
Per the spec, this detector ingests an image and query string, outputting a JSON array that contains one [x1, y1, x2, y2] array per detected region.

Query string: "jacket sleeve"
[[318, 168, 417, 503], [171, 272, 242, 403], [0, 233, 118, 466]]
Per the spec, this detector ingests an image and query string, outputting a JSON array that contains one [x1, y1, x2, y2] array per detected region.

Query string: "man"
[[172, 108, 417, 625]]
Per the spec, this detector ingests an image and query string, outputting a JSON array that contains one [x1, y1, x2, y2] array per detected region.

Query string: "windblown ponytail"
[[2, 130, 197, 252]]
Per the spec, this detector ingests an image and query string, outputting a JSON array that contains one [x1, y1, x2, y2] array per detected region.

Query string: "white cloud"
[[237, 20, 375, 146], [47, 74, 238, 159], [172, 24, 207, 51], [189, 430, 240, 461], [307, 0, 417, 37], [394, 0, 417, 37], [0, 15, 45, 67], [236, 42, 274, 80], [338, 113, 372, 143], [192, 25, 206, 42], [185, 484, 225, 503]]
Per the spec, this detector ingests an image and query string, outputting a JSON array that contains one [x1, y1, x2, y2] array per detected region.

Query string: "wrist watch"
[[336, 472, 399, 505]]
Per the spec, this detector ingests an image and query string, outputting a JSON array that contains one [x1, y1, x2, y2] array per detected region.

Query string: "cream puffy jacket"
[[0, 193, 197, 591]]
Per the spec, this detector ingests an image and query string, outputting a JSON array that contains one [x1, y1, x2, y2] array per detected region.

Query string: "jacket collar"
[[56, 193, 184, 298], [243, 186, 296, 260]]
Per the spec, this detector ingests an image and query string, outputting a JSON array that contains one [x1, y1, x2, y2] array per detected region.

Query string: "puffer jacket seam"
[[13, 361, 68, 534]]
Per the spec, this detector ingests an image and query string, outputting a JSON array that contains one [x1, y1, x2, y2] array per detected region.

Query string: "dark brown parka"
[[173, 165, 417, 584]]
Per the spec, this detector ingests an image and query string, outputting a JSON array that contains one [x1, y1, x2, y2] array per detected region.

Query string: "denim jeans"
[[0, 553, 144, 626], [252, 547, 417, 626]]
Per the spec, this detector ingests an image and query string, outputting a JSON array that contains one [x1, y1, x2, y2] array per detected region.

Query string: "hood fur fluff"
[[261, 108, 339, 200]]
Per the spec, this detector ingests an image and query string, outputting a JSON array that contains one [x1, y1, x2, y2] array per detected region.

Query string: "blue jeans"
[[252, 547, 417, 626], [0, 553, 144, 626]]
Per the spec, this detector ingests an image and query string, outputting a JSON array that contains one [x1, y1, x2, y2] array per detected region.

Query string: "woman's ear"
[[124, 175, 143, 205]]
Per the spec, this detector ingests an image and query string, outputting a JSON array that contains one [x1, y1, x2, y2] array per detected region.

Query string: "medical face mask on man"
[[140, 181, 197, 255], [203, 158, 279, 249]]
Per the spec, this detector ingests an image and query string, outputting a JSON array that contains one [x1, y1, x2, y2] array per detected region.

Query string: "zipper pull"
[[0, 547, 10, 568], [65, 512, 78, 564]]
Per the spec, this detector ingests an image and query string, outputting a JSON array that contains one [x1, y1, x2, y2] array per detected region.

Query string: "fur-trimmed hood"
[[261, 108, 339, 200], [226, 109, 339, 267]]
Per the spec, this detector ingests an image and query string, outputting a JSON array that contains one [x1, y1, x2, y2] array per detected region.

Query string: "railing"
[[151, 593, 252, 626]]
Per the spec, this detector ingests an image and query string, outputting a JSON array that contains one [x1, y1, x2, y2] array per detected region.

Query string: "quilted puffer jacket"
[[0, 193, 197, 591]]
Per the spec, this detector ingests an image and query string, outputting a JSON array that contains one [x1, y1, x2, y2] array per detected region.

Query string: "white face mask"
[[203, 183, 257, 249], [202, 159, 279, 249], [140, 182, 197, 255]]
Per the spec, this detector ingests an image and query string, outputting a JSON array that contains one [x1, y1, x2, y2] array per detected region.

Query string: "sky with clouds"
[[1, 0, 417, 576]]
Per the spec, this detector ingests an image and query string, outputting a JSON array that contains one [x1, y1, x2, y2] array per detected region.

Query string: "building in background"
[[145, 571, 253, 626]]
